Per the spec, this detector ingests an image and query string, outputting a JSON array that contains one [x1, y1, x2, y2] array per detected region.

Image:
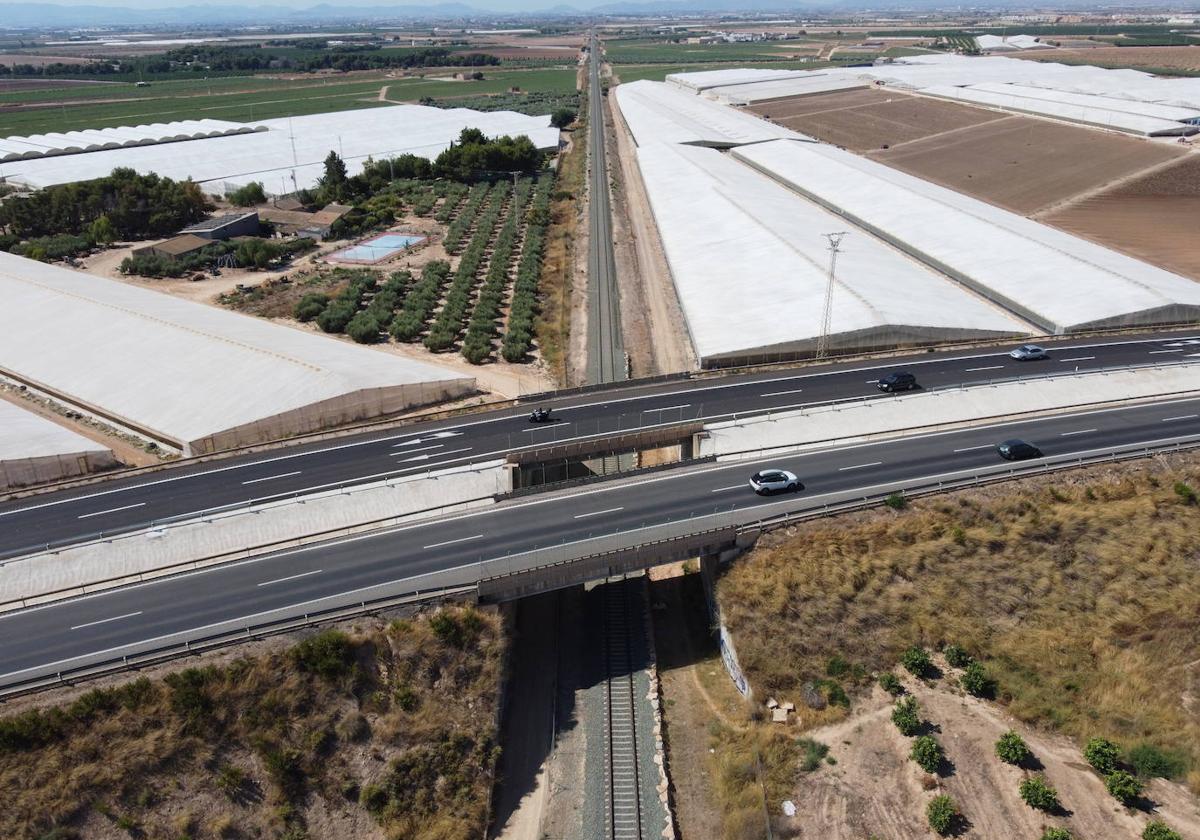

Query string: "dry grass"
[[717, 456, 1200, 792], [535, 93, 586, 384], [0, 606, 504, 840]]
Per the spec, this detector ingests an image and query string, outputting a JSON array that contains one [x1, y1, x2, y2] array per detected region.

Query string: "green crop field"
[[612, 58, 874, 84], [0, 67, 578, 136], [603, 39, 821, 64]]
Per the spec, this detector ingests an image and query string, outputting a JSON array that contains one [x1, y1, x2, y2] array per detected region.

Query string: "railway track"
[[602, 578, 648, 840]]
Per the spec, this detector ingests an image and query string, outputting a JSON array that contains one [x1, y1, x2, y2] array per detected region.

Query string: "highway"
[[1, 333, 1198, 558], [584, 32, 626, 385], [3, 391, 1200, 689]]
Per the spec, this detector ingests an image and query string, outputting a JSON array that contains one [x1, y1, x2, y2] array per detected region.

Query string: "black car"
[[877, 371, 918, 393], [996, 439, 1043, 461]]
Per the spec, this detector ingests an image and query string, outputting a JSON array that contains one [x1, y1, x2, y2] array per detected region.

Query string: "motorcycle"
[[528, 407, 553, 423]]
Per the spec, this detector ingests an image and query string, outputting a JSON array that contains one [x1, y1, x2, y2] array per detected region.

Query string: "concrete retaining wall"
[[0, 460, 508, 609], [697, 365, 1200, 460]]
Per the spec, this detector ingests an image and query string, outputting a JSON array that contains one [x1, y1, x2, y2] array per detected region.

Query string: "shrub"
[[798, 737, 828, 772], [1173, 481, 1198, 505], [878, 672, 904, 696], [884, 492, 907, 510], [891, 696, 921, 737], [550, 107, 577, 128], [910, 735, 944, 774], [1105, 770, 1143, 806], [1126, 743, 1186, 779], [942, 644, 972, 669], [359, 782, 387, 813], [995, 730, 1031, 765], [960, 661, 994, 697], [1041, 829, 1073, 840], [293, 292, 329, 321], [901, 646, 932, 678], [926, 794, 957, 835], [826, 654, 851, 677], [1143, 821, 1183, 840], [1084, 737, 1121, 775], [345, 311, 381, 344], [1019, 775, 1060, 811], [290, 629, 355, 680], [214, 764, 245, 799]]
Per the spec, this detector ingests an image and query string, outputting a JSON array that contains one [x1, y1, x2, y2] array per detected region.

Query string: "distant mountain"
[[0, 2, 529, 27]]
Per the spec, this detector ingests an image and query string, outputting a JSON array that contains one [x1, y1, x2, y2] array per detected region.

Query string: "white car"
[[1009, 344, 1049, 361], [748, 469, 801, 495]]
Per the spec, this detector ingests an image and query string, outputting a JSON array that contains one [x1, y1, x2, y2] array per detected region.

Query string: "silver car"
[[748, 469, 801, 495], [1009, 344, 1049, 361]]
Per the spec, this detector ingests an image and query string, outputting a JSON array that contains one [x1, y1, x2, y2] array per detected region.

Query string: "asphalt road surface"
[[3, 391, 1200, 688], [585, 33, 626, 385], [2, 333, 1198, 558]]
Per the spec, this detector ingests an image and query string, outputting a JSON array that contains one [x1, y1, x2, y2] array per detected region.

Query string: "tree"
[[995, 731, 1031, 766], [1019, 776, 1060, 812], [1143, 821, 1182, 840], [891, 696, 920, 737], [1041, 829, 1073, 840], [910, 735, 944, 774], [87, 214, 117, 245], [960, 661, 994, 697], [926, 795, 957, 836], [1105, 770, 1143, 806], [321, 150, 349, 200], [901, 646, 932, 678], [1084, 738, 1121, 775], [234, 238, 278, 270], [228, 181, 267, 207], [942, 644, 972, 668], [293, 292, 329, 322], [550, 107, 577, 129], [878, 672, 904, 696]]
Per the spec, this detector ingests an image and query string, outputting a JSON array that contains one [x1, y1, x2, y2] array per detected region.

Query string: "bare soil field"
[[1044, 154, 1200, 280], [751, 88, 1010, 152], [0, 53, 93, 67], [0, 78, 115, 92], [1014, 45, 1200, 72], [871, 114, 1187, 214]]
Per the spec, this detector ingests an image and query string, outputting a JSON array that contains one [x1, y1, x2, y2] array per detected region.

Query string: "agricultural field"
[[0, 66, 577, 136], [1013, 45, 1200, 76], [602, 38, 830, 65], [611, 58, 870, 84], [750, 88, 1008, 151], [1044, 155, 1200, 281], [0, 607, 504, 840], [703, 457, 1200, 839]]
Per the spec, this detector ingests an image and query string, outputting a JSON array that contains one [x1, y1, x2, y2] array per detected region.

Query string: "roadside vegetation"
[[0, 606, 503, 840]]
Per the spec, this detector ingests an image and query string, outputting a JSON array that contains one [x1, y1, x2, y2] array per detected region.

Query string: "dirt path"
[[607, 76, 696, 375]]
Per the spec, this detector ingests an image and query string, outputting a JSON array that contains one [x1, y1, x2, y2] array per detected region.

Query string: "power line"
[[816, 231, 847, 360]]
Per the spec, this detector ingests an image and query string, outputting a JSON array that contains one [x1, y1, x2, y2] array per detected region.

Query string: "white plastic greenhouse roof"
[[732, 139, 1200, 333], [919, 84, 1198, 136], [968, 82, 1200, 122], [613, 80, 809, 147], [705, 75, 869, 105], [2, 105, 560, 196], [669, 55, 1200, 111], [0, 253, 475, 451], [0, 119, 267, 163], [0, 399, 111, 462], [975, 34, 1052, 51], [634, 141, 1028, 362]]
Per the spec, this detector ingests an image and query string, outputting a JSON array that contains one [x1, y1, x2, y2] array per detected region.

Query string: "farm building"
[[130, 234, 212, 261], [1, 105, 560, 197], [180, 211, 261, 241], [732, 140, 1200, 333], [0, 399, 116, 490], [0, 252, 475, 455]]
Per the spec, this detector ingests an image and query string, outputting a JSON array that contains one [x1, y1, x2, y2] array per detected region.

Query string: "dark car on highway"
[[877, 371, 918, 393], [996, 439, 1043, 461]]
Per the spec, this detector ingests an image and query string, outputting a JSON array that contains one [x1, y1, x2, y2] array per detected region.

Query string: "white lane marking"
[[650, 404, 691, 412], [1162, 414, 1199, 422], [1149, 349, 1185, 354], [573, 506, 624, 519], [423, 534, 483, 550], [240, 471, 302, 486], [388, 443, 444, 456], [839, 461, 882, 471], [397, 446, 472, 463], [710, 485, 745, 493], [1060, 428, 1097, 436], [431, 431, 464, 439], [760, 388, 805, 397], [76, 502, 146, 520], [964, 365, 1004, 372], [864, 379, 878, 384], [257, 569, 322, 587], [953, 444, 993, 453], [1059, 356, 1095, 362], [70, 611, 142, 631]]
